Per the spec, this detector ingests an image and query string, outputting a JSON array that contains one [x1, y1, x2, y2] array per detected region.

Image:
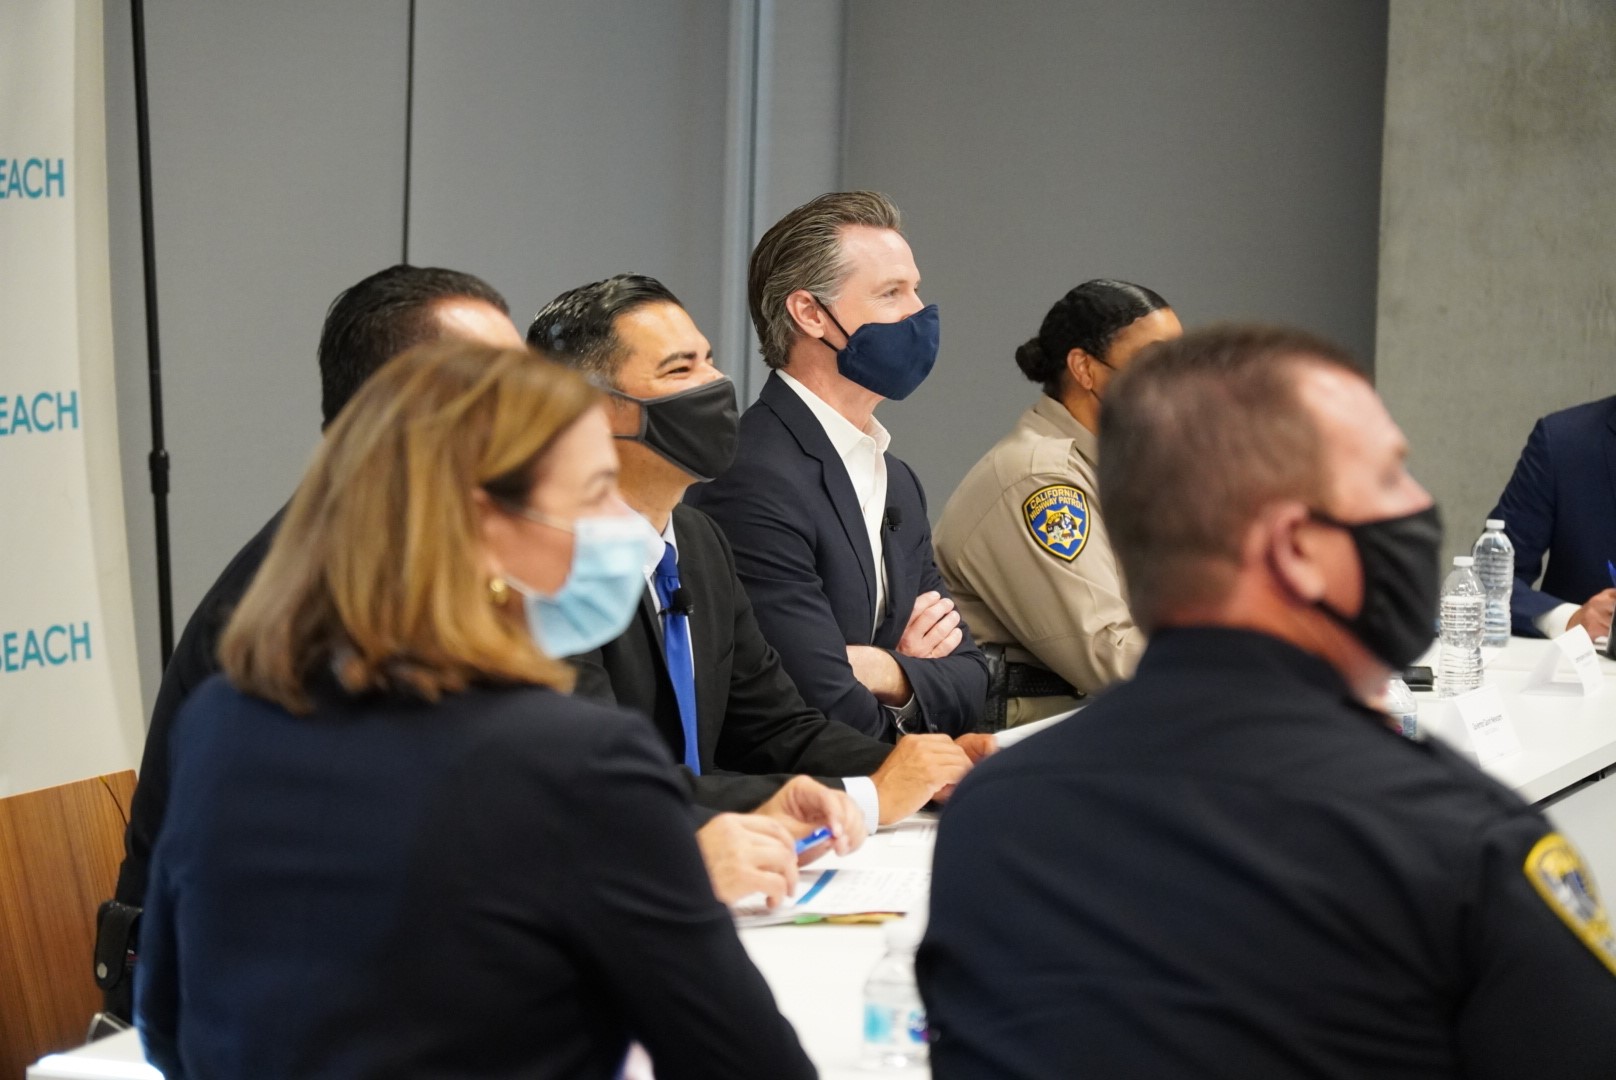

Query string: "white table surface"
[[739, 819, 937, 1080], [1415, 638, 1616, 803], [27, 1029, 155, 1079]]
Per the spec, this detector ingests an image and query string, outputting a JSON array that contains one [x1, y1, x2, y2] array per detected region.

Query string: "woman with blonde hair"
[[134, 342, 816, 1079]]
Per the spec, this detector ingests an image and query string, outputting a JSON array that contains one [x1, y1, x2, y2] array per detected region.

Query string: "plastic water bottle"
[[1471, 519, 1514, 648], [1385, 676, 1419, 739], [1436, 556, 1485, 698], [861, 918, 928, 1068]]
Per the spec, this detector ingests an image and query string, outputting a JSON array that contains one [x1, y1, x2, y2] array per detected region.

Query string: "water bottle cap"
[[884, 916, 926, 950], [1485, 519, 1505, 530], [1453, 555, 1474, 567]]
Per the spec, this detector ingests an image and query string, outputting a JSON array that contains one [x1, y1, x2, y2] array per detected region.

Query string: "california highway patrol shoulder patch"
[[1524, 832, 1616, 976], [1022, 484, 1090, 562]]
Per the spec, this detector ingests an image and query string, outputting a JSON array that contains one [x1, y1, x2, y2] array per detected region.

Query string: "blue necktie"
[[652, 542, 701, 775]]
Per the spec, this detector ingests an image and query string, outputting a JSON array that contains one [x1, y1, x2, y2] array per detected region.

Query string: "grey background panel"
[[108, 3, 1610, 717], [406, 0, 732, 341], [1377, 0, 1616, 563], [840, 0, 1389, 514], [105, 1, 411, 711]]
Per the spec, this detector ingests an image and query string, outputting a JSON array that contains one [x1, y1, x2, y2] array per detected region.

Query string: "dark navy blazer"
[[1489, 395, 1616, 635], [688, 373, 987, 740], [136, 677, 812, 1080]]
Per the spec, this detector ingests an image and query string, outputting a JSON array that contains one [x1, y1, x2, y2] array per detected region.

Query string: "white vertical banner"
[[0, 1, 144, 796]]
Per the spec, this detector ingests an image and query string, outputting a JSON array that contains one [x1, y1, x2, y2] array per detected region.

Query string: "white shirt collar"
[[639, 512, 678, 577], [778, 370, 891, 461]]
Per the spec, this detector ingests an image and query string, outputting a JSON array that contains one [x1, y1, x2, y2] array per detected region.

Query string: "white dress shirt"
[[1535, 602, 1581, 638], [640, 513, 879, 834], [778, 370, 891, 628]]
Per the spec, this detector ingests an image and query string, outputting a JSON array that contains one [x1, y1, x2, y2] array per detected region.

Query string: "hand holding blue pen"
[[794, 826, 834, 855]]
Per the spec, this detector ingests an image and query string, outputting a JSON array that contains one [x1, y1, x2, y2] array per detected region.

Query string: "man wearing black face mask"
[[529, 275, 984, 838], [920, 325, 1616, 1080], [688, 191, 990, 743]]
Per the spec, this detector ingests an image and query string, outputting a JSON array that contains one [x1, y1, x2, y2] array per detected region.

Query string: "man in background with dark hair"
[[97, 267, 525, 1019], [530, 273, 982, 832], [115, 266, 521, 909], [688, 191, 988, 741], [920, 325, 1616, 1078]]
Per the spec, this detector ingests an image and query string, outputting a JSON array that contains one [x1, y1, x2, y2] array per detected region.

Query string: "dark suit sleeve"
[[561, 719, 815, 1080], [116, 511, 283, 909], [699, 467, 908, 740], [883, 460, 989, 737], [133, 835, 182, 1076], [1454, 818, 1616, 1078], [708, 515, 895, 777], [1491, 418, 1566, 634], [116, 608, 222, 911]]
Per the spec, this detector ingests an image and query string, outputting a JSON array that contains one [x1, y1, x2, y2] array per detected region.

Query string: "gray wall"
[[841, 0, 1389, 514], [1377, 0, 1616, 561], [106, 2, 752, 715], [105, 1, 412, 713], [106, 2, 1393, 713], [407, 0, 732, 336]]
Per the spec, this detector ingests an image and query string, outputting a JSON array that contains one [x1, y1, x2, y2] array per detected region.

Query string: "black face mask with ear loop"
[[609, 377, 739, 483], [1309, 503, 1444, 670]]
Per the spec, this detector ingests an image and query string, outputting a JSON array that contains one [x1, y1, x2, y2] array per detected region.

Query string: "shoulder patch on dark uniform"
[[1022, 485, 1090, 563], [1524, 832, 1616, 977]]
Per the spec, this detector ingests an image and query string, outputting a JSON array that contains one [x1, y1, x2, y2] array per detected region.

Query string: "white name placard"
[[1522, 626, 1605, 697], [1451, 684, 1521, 765]]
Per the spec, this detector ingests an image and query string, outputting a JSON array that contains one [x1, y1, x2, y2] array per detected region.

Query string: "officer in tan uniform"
[[935, 280, 1180, 727]]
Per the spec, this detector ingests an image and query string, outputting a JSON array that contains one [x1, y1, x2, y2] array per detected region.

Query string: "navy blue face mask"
[[815, 300, 940, 401]]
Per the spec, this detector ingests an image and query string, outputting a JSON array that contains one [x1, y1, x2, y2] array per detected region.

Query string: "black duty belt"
[[981, 644, 1082, 733]]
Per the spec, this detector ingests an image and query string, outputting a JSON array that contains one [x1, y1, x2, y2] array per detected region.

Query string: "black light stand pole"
[[130, 0, 175, 670]]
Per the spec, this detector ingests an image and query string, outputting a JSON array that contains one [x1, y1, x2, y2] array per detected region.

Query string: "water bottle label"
[[864, 1002, 928, 1047], [1397, 711, 1418, 739]]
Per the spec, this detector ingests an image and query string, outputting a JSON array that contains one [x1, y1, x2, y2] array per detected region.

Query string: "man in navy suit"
[[689, 191, 988, 740], [1489, 394, 1616, 639], [530, 273, 985, 833]]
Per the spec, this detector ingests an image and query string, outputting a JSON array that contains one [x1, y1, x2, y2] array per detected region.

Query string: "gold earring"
[[488, 576, 510, 605]]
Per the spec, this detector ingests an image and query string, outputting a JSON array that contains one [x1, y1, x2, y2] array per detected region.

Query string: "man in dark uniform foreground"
[[919, 325, 1616, 1079]]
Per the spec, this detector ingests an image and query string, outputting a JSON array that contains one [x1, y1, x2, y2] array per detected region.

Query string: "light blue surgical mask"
[[501, 509, 659, 658]]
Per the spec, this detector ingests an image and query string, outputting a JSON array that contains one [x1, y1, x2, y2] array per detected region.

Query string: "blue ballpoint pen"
[[794, 826, 834, 854], [1607, 560, 1616, 588]]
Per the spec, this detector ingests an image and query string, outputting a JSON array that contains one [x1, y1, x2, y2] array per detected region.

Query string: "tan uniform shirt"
[[935, 395, 1144, 713]]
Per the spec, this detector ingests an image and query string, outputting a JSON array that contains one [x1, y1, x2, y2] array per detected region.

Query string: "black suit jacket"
[[571, 505, 892, 812], [688, 373, 987, 740], [136, 677, 812, 1080], [114, 506, 286, 909], [920, 630, 1616, 1079], [1489, 395, 1616, 635]]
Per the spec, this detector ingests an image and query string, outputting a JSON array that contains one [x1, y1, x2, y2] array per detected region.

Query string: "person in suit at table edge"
[[136, 341, 818, 1079], [935, 280, 1182, 728], [919, 325, 1616, 1079], [97, 266, 523, 1020], [1488, 393, 1616, 639], [529, 273, 988, 833], [688, 191, 989, 740], [96, 266, 850, 1021]]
